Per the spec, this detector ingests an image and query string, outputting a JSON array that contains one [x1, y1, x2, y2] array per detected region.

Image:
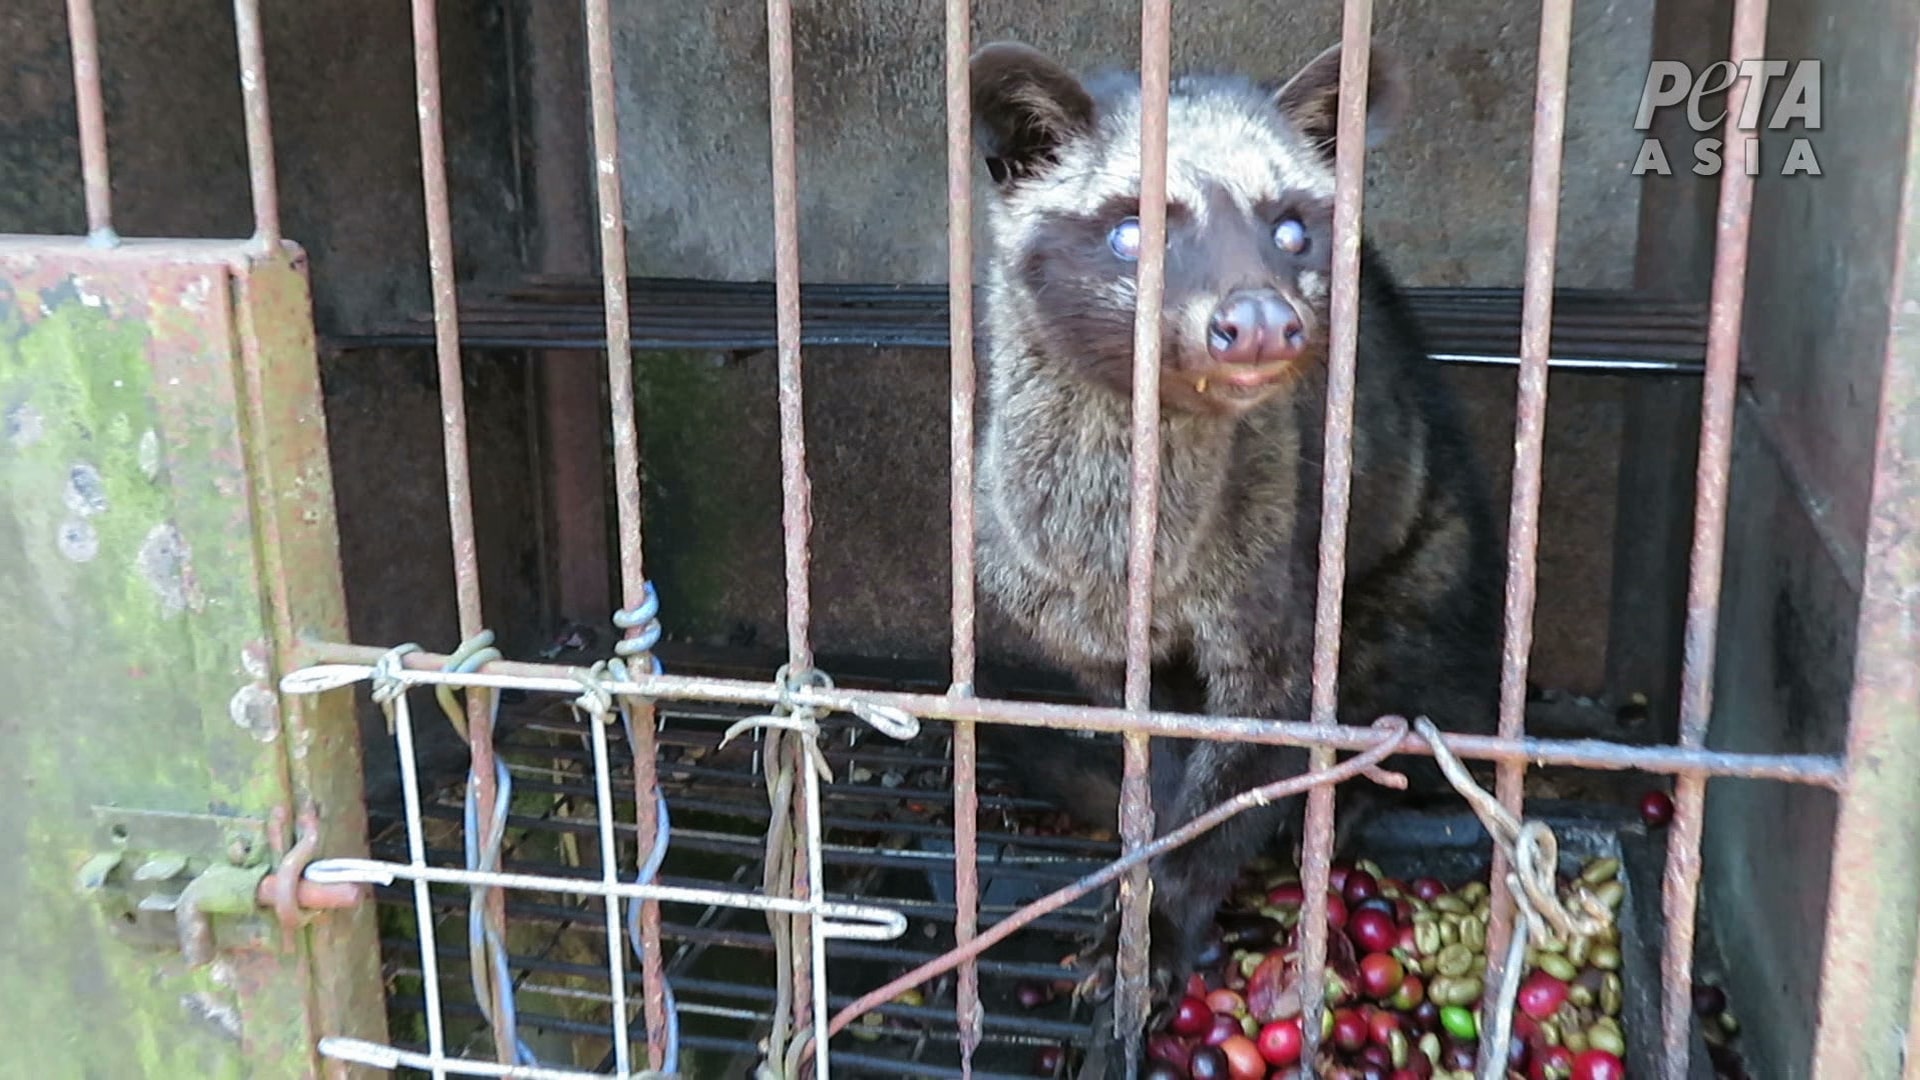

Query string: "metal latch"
[[76, 804, 365, 967]]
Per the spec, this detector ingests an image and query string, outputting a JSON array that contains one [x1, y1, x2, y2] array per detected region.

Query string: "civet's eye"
[[1108, 217, 1142, 260], [1273, 214, 1309, 254]]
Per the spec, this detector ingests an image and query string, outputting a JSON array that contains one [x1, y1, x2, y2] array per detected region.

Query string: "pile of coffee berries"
[[1126, 855, 1632, 1079]]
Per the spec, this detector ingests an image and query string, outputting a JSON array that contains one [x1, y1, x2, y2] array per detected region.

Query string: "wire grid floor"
[[360, 682, 1120, 1079]]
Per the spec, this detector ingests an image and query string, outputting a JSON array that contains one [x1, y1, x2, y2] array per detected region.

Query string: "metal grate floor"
[[357, 648, 1669, 1079], [363, 661, 1121, 1079]]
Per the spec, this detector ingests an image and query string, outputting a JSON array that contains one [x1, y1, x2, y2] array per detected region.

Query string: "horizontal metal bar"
[[320, 1037, 613, 1080], [383, 941, 1098, 1045], [319, 277, 1708, 375], [295, 644, 1846, 784], [303, 856, 908, 940]]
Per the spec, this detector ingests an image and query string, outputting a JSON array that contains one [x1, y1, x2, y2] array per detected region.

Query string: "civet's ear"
[[971, 42, 1098, 185], [1269, 43, 1407, 162]]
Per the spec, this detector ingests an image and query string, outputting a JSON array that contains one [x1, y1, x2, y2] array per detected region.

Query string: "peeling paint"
[[65, 461, 108, 516], [5, 402, 44, 448], [181, 992, 244, 1044], [239, 643, 270, 681], [179, 275, 214, 314], [3, 244, 388, 1075], [137, 429, 162, 480], [228, 683, 280, 743], [137, 522, 203, 618], [58, 518, 100, 562]]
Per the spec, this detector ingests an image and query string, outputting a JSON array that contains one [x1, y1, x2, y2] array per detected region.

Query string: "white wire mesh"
[[281, 655, 913, 1079]]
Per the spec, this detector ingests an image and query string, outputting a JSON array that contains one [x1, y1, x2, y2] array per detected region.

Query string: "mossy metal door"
[[0, 238, 386, 1079]]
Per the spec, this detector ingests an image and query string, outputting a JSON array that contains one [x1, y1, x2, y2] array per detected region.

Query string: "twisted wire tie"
[[1413, 716, 1616, 1080]]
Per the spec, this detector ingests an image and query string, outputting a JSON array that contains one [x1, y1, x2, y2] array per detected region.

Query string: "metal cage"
[[2, 0, 1916, 1078]]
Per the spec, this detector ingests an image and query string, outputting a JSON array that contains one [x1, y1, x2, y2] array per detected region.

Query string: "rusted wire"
[[819, 717, 1416, 1049], [1661, 0, 1769, 1073], [711, 665, 920, 1079], [230, 0, 280, 247], [62, 0, 115, 245], [1298, 7, 1377, 1063], [1482, 0, 1574, 1058]]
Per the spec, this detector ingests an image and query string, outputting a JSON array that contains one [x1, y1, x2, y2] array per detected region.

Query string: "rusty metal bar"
[[406, 0, 512, 1063], [1659, 0, 1768, 1074], [762, 0, 826, 1071], [943, 0, 983, 1072], [1114, 2, 1174, 1070], [230, 0, 281, 247], [579, 0, 672, 1067], [1481, 0, 1575, 1055], [1297, 5, 1376, 1065], [304, 640, 1849, 785], [63, 0, 115, 245], [766, 0, 814, 678]]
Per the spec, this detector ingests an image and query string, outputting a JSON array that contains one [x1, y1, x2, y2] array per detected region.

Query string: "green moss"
[[0, 262, 358, 1077], [0, 287, 252, 1078]]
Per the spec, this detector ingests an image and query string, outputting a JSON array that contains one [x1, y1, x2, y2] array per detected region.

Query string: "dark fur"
[[966, 41, 1505, 1019]]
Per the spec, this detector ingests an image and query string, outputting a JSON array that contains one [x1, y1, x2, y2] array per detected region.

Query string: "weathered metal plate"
[[0, 236, 385, 1078]]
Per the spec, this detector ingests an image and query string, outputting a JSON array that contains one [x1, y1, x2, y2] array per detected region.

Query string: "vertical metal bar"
[[944, 0, 983, 1071], [1115, 2, 1173, 1072], [1660, 0, 1767, 1074], [407, 0, 513, 1063], [588, 710, 633, 1077], [230, 0, 282, 247], [581, 0, 671, 1065], [1296, 6, 1374, 1064], [765, 0, 815, 679], [392, 692, 451, 1080], [763, 0, 824, 1071], [1481, 0, 1574, 1054], [63, 0, 116, 245]]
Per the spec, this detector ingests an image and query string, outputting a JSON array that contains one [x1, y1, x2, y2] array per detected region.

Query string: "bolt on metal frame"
[[43, 0, 1920, 1076]]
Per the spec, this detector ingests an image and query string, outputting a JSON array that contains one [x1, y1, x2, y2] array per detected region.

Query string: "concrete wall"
[[609, 0, 1656, 692], [1701, 0, 1920, 1072]]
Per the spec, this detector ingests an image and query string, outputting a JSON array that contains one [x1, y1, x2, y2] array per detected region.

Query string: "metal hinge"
[[76, 804, 366, 967]]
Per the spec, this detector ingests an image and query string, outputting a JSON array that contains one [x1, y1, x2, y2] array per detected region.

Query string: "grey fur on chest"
[[973, 368, 1302, 670]]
